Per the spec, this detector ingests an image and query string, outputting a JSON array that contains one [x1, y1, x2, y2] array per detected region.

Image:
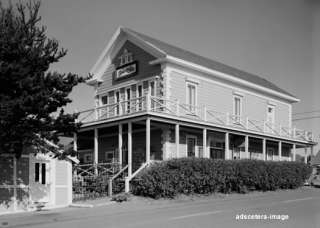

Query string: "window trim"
[[266, 104, 276, 125], [233, 94, 243, 123], [34, 162, 47, 185], [185, 81, 198, 113], [101, 94, 109, 106], [136, 83, 143, 111]]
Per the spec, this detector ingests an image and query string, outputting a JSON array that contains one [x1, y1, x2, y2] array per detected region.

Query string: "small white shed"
[[0, 146, 76, 215]]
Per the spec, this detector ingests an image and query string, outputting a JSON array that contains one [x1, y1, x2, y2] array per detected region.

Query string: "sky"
[[7, 0, 320, 152]]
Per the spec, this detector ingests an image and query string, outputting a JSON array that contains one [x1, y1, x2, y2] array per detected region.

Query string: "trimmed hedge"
[[131, 158, 312, 198]]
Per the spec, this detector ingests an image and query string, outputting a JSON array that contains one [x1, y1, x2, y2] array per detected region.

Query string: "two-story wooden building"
[[75, 27, 316, 191]]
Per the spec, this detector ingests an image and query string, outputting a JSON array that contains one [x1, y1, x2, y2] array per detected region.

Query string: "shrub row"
[[131, 158, 312, 198]]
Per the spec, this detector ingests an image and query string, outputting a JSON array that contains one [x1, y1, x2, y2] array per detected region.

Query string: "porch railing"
[[72, 162, 121, 201], [77, 95, 314, 142]]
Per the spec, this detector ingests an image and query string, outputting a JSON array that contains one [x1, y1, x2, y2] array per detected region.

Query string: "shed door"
[[29, 157, 51, 203]]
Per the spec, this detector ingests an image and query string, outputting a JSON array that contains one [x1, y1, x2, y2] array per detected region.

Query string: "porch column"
[[175, 124, 180, 158], [225, 132, 230, 160], [292, 144, 296, 161], [262, 138, 266, 161], [118, 124, 123, 165], [94, 128, 98, 175], [278, 141, 282, 161], [203, 128, 207, 158], [146, 118, 151, 163], [311, 146, 314, 157], [128, 122, 132, 177], [304, 147, 308, 164], [245, 135, 249, 159]]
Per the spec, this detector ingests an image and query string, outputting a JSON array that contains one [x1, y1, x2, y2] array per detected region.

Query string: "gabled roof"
[[89, 27, 299, 102]]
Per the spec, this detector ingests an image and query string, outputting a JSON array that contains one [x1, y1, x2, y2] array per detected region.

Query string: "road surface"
[[1, 187, 320, 228]]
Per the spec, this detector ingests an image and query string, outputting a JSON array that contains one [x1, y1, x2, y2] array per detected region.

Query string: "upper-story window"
[[266, 104, 275, 128], [101, 95, 108, 106], [119, 49, 133, 66], [233, 95, 242, 123], [116, 49, 136, 79], [186, 82, 197, 113]]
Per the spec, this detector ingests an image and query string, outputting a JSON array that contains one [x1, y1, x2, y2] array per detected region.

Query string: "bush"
[[111, 193, 130, 202], [131, 158, 312, 198]]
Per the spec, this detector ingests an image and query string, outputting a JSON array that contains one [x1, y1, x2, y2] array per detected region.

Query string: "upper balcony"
[[77, 95, 314, 143]]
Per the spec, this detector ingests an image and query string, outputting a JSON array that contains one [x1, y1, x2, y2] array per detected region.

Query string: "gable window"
[[119, 49, 133, 66], [186, 82, 197, 113], [233, 95, 242, 124]]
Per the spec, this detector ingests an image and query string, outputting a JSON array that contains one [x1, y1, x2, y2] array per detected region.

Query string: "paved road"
[[1, 187, 320, 228]]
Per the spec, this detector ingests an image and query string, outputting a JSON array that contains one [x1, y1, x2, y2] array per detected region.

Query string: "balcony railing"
[[77, 95, 314, 142]]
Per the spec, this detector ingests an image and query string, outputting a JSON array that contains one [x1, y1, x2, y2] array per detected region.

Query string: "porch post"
[[304, 147, 308, 164], [262, 138, 266, 161], [118, 124, 123, 165], [311, 146, 314, 157], [292, 144, 296, 161], [278, 141, 282, 161], [94, 128, 98, 175], [128, 122, 132, 177], [245, 135, 249, 159], [146, 118, 151, 163], [203, 128, 207, 158], [175, 123, 180, 158], [225, 132, 230, 160]]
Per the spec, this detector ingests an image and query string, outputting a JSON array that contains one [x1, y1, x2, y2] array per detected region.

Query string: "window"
[[35, 162, 46, 185], [41, 163, 46, 184], [119, 49, 133, 66], [233, 95, 242, 123], [266, 105, 275, 132], [186, 82, 197, 113], [115, 91, 120, 115], [137, 84, 143, 111], [126, 88, 131, 113], [149, 81, 156, 109], [35, 163, 40, 182], [101, 95, 108, 105]]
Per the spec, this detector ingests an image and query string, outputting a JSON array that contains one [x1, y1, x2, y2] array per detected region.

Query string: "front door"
[[29, 155, 51, 203], [186, 135, 197, 157]]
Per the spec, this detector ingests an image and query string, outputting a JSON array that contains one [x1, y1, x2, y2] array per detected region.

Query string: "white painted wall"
[[167, 64, 291, 128]]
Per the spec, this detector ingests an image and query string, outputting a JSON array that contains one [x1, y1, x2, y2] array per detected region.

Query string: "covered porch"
[[74, 115, 315, 194]]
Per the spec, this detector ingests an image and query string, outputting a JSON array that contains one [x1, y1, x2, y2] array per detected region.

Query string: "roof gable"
[[89, 27, 298, 102], [123, 28, 296, 100]]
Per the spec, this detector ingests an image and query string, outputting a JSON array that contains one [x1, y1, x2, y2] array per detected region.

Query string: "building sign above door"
[[115, 49, 137, 80]]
